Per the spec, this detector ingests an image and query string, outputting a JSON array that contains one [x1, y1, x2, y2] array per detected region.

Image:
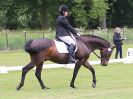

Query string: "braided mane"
[[80, 35, 110, 47]]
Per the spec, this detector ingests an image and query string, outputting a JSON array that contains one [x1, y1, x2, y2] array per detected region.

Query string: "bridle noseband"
[[93, 48, 112, 60]]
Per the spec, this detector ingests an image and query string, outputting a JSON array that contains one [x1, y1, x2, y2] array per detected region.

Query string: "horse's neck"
[[80, 36, 110, 50]]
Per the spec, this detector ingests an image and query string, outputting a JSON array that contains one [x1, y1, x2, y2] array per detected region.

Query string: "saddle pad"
[[54, 40, 77, 53]]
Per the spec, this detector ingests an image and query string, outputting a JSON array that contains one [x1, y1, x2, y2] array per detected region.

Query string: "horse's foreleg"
[[70, 61, 82, 88], [16, 62, 35, 90], [35, 63, 49, 89], [83, 61, 96, 88]]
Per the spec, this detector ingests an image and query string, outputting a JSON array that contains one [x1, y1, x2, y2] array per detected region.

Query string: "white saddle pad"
[[54, 40, 77, 53]]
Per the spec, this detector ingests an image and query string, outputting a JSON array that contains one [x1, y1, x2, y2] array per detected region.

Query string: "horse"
[[16, 35, 115, 90]]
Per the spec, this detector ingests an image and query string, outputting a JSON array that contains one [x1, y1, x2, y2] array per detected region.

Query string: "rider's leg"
[[58, 36, 76, 63], [68, 44, 75, 63]]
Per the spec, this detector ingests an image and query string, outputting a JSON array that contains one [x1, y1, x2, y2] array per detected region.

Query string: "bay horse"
[[16, 35, 115, 90]]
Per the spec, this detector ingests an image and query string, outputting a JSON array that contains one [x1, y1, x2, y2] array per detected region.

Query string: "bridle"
[[92, 51, 102, 59], [77, 36, 109, 60]]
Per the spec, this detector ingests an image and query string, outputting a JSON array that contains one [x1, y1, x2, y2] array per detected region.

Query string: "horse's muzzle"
[[100, 62, 107, 66]]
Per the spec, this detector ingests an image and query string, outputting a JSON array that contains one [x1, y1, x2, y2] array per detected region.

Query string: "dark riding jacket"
[[56, 15, 77, 38], [113, 32, 123, 45]]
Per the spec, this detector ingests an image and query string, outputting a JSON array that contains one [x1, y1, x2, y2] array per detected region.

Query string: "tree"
[[0, 0, 20, 29], [107, 0, 133, 27], [89, 0, 108, 29], [0, 0, 132, 29], [5, 6, 19, 29], [70, 0, 89, 28]]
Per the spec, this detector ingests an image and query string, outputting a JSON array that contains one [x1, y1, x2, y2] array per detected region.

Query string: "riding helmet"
[[59, 5, 69, 12]]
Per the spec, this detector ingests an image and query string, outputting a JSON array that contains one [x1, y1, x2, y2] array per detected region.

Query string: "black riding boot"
[[68, 44, 75, 64]]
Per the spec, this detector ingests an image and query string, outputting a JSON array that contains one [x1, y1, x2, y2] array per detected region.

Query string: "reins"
[[77, 36, 102, 60], [92, 51, 102, 59]]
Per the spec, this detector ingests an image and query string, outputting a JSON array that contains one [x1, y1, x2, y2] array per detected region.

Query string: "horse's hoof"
[[16, 85, 21, 90], [70, 84, 76, 89], [42, 87, 50, 90], [45, 87, 50, 89], [92, 83, 96, 88]]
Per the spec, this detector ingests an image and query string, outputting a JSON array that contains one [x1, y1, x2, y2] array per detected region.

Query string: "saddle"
[[54, 39, 77, 53]]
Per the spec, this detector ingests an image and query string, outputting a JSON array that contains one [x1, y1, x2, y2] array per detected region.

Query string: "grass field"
[[0, 44, 133, 99], [0, 29, 133, 99], [0, 63, 133, 99]]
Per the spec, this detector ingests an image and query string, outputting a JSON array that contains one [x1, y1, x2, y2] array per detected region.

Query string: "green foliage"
[[5, 8, 19, 29], [0, 0, 133, 29], [71, 0, 88, 27], [89, 0, 108, 19], [107, 0, 133, 27]]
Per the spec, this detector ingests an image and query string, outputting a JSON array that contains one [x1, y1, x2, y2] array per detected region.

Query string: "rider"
[[56, 5, 79, 64]]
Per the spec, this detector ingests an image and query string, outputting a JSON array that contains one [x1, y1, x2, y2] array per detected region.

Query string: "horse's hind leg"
[[35, 62, 49, 89], [16, 62, 35, 90], [83, 61, 96, 88]]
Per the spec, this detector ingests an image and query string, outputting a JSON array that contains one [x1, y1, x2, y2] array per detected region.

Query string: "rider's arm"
[[62, 17, 77, 35]]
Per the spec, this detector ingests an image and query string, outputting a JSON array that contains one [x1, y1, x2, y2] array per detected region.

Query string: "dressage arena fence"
[[0, 30, 54, 50], [0, 28, 133, 50]]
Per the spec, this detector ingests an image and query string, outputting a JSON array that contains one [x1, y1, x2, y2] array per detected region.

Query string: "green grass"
[[0, 29, 133, 98], [0, 28, 133, 50], [0, 43, 133, 99], [0, 63, 133, 99], [0, 50, 30, 66], [0, 30, 55, 50]]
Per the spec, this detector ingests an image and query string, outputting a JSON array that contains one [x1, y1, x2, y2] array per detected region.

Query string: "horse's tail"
[[25, 39, 37, 54]]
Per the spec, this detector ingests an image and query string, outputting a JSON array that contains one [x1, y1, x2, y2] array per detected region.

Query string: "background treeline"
[[0, 0, 133, 30]]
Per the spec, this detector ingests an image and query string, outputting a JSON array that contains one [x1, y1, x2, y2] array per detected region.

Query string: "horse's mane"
[[80, 35, 110, 46], [82, 35, 110, 44]]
